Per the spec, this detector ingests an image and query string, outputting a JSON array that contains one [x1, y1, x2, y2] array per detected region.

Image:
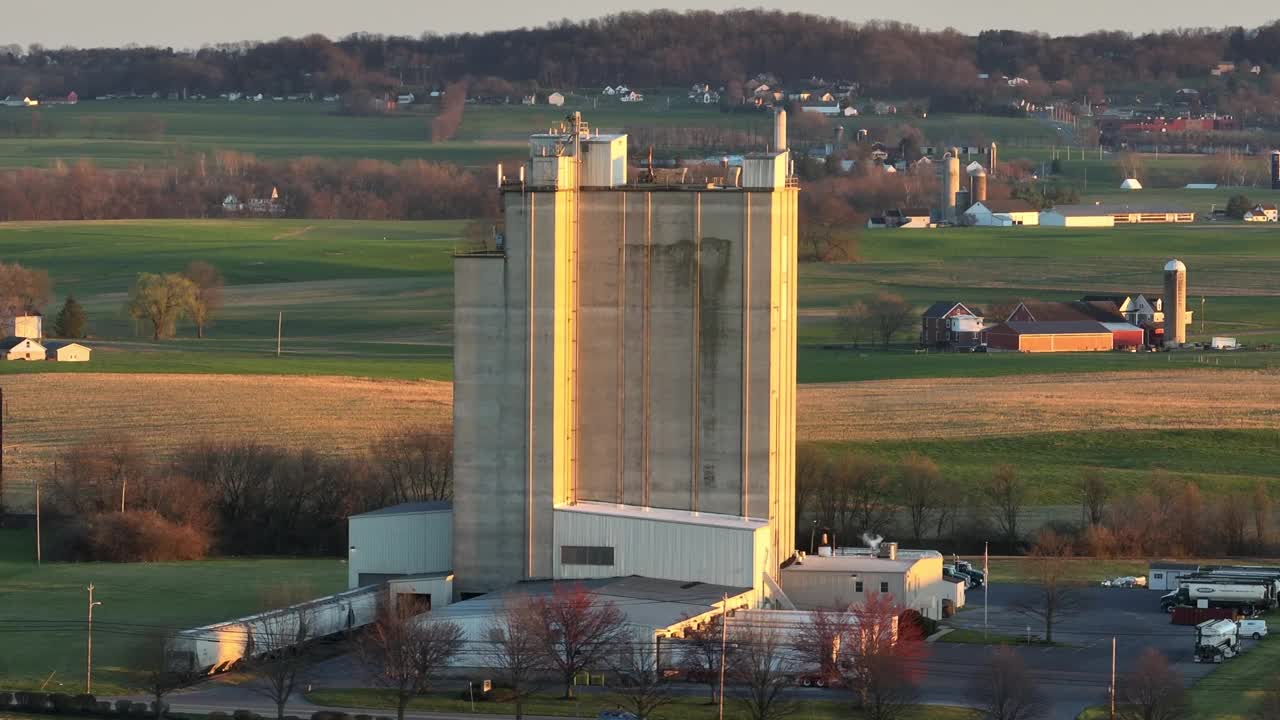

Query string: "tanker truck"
[[1161, 578, 1274, 613], [1194, 618, 1240, 663]]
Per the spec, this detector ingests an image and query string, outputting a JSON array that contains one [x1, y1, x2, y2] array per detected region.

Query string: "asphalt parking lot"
[[934, 582, 1261, 720]]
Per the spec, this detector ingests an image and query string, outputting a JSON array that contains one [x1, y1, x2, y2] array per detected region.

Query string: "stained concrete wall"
[[454, 179, 799, 596]]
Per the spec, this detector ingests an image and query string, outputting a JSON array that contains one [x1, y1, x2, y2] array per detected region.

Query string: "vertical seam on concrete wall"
[[741, 192, 751, 519], [616, 191, 626, 505], [643, 191, 652, 509], [692, 192, 702, 513], [526, 193, 536, 580], [569, 185, 579, 506]]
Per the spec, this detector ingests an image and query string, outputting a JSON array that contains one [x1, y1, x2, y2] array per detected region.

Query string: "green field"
[[832, 429, 1280, 505], [0, 219, 1278, 382], [0, 100, 1065, 169], [0, 528, 346, 694], [306, 688, 978, 720]]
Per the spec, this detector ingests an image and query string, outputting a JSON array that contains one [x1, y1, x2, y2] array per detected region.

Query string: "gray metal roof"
[[783, 555, 918, 574], [1002, 321, 1111, 334], [352, 501, 452, 518], [432, 576, 751, 632], [0, 336, 37, 351], [1047, 203, 1194, 216]]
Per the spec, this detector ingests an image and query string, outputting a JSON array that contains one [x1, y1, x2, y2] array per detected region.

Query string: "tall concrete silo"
[[990, 142, 999, 176], [1163, 259, 1187, 346], [941, 154, 960, 221], [1271, 150, 1280, 190], [970, 165, 988, 203]]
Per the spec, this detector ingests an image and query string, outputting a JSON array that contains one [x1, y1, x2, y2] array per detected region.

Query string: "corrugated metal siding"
[[553, 508, 764, 589], [348, 511, 453, 589]]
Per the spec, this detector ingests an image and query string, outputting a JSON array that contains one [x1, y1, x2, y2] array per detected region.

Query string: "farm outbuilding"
[[1043, 203, 1194, 226], [1040, 206, 1115, 227], [44, 341, 90, 362], [1101, 322, 1146, 349], [982, 321, 1115, 352], [1149, 562, 1201, 591], [347, 501, 453, 589], [0, 336, 45, 360], [963, 200, 1040, 226]]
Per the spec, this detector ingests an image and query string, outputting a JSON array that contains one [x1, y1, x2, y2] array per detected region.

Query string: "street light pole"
[[87, 584, 102, 693], [718, 594, 729, 720]]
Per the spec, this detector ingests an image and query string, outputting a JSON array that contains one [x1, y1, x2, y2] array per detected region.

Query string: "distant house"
[[0, 336, 45, 360], [521, 95, 537, 105], [691, 83, 711, 94], [246, 186, 285, 216], [1, 96, 37, 107], [921, 301, 985, 349], [44, 341, 90, 362], [602, 86, 618, 96], [1211, 62, 1237, 76], [547, 92, 565, 107], [1245, 203, 1278, 222], [620, 91, 644, 103]]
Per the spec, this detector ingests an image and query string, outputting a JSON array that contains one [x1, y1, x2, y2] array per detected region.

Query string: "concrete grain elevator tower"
[[1164, 258, 1187, 346], [452, 112, 799, 598], [941, 153, 960, 222]]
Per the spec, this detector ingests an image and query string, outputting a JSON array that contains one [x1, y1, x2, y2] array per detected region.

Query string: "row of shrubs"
[[0, 691, 166, 717], [0, 691, 395, 720]]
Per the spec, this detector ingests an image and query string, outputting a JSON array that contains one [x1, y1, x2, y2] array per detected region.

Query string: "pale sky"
[[6, 1, 1277, 48]]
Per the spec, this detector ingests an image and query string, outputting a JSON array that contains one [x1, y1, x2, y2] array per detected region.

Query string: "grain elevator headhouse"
[[453, 112, 799, 600]]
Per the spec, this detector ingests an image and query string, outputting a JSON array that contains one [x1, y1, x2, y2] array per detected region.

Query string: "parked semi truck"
[[1194, 619, 1240, 663], [1161, 578, 1276, 613]]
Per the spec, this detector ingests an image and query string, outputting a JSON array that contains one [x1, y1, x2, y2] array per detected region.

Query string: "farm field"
[[0, 373, 452, 510], [0, 528, 346, 694], [0, 99, 1062, 168]]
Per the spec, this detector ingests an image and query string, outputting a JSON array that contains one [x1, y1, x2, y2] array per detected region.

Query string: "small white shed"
[[44, 341, 91, 362]]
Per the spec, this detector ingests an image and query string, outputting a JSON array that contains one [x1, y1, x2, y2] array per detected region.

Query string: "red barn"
[[1101, 322, 1145, 350], [983, 321, 1114, 352]]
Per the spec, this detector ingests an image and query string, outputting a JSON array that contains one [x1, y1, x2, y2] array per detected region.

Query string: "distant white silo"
[[1164, 259, 1187, 346], [990, 142, 999, 176], [942, 154, 961, 221]]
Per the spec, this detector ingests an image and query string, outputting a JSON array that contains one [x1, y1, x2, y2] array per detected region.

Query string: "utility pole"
[[276, 312, 283, 358], [120, 477, 126, 513], [718, 594, 729, 720], [35, 473, 42, 565], [86, 585, 102, 693], [1110, 636, 1117, 720]]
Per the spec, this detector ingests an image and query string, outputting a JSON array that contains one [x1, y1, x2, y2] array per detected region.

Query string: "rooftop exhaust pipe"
[[774, 109, 787, 152]]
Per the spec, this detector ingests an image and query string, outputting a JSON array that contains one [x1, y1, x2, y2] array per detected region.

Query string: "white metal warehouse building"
[[347, 501, 453, 589]]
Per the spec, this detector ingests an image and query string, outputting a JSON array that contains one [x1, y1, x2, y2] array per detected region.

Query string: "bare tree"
[[182, 260, 225, 339], [357, 602, 465, 720], [844, 593, 925, 720], [136, 630, 193, 719], [898, 453, 942, 541], [677, 615, 732, 703], [968, 648, 1046, 720], [483, 598, 546, 720], [1118, 648, 1187, 720], [839, 300, 872, 347], [609, 639, 675, 720], [531, 584, 627, 699], [865, 292, 914, 349], [243, 588, 319, 720], [730, 623, 796, 720], [796, 607, 853, 687], [1014, 530, 1081, 644], [986, 464, 1026, 547], [794, 443, 827, 549], [371, 425, 454, 503], [1217, 493, 1250, 554], [1253, 482, 1270, 545], [0, 261, 52, 330], [1080, 469, 1108, 528], [841, 454, 893, 538]]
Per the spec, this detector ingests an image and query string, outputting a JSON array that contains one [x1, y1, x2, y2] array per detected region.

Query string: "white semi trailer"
[[1161, 581, 1274, 612], [1194, 618, 1240, 663]]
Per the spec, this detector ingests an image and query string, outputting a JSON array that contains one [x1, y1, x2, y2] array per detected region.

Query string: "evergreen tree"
[[52, 295, 87, 338]]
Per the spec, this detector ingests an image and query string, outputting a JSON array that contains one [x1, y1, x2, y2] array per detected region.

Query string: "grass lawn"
[[306, 688, 977, 720], [828, 429, 1280, 506], [0, 528, 346, 695], [971, 558, 1150, 585]]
